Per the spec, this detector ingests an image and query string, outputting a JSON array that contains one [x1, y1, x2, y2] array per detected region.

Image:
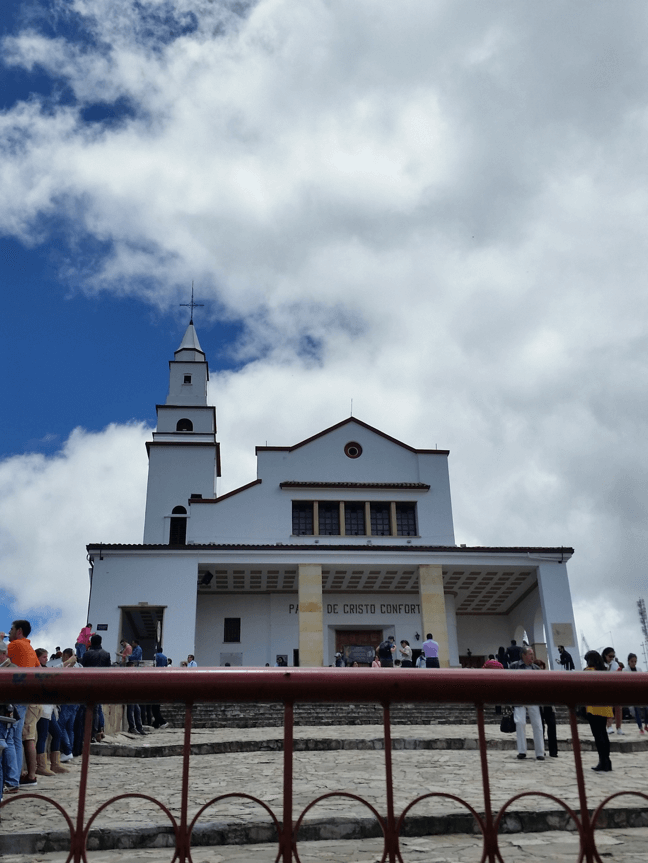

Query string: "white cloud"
[[0, 423, 150, 649], [2, 1, 648, 661]]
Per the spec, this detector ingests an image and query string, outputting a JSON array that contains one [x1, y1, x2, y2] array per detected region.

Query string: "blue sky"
[[2, 0, 648, 663], [1, 234, 241, 458], [0, 0, 245, 636], [0, 0, 243, 457]]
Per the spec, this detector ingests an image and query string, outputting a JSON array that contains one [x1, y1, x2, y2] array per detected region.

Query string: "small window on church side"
[[176, 418, 193, 431], [292, 502, 313, 535], [169, 505, 187, 545], [224, 618, 241, 643], [183, 375, 192, 384]]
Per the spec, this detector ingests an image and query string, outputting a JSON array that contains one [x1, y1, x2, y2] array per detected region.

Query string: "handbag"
[[500, 707, 515, 733]]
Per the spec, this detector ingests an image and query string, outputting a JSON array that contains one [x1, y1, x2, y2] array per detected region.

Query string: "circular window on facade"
[[344, 441, 363, 459]]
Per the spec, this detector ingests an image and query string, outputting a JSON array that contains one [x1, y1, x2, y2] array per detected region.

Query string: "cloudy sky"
[[1, 0, 648, 664]]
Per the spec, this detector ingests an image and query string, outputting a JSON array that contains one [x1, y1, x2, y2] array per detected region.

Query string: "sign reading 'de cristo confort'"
[[288, 603, 421, 615]]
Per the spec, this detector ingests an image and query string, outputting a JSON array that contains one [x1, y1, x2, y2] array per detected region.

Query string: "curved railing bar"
[[494, 790, 587, 863], [83, 792, 179, 845], [0, 790, 76, 830], [397, 790, 486, 833], [397, 791, 487, 863], [187, 791, 281, 835], [494, 789, 583, 832], [591, 789, 648, 828], [0, 791, 76, 863], [293, 790, 388, 863]]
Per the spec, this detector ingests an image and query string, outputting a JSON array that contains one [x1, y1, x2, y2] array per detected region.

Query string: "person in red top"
[[75, 624, 93, 662], [0, 620, 40, 786], [482, 655, 504, 669]]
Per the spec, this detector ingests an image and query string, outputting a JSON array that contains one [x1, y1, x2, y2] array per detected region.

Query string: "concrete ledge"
[[3, 806, 648, 854]]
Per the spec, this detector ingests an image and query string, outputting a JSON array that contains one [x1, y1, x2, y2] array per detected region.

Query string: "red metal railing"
[[1, 668, 647, 862]]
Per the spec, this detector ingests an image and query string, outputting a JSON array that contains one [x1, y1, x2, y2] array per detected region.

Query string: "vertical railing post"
[[476, 703, 501, 863], [174, 704, 193, 863], [569, 707, 597, 863], [382, 704, 399, 863], [73, 703, 95, 863], [281, 701, 295, 862]]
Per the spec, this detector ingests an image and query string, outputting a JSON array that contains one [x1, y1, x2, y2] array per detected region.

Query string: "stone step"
[[158, 702, 572, 728], [92, 733, 646, 760], [5, 805, 648, 856]]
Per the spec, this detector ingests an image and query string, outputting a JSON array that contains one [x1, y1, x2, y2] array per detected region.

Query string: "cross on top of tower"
[[180, 282, 204, 324]]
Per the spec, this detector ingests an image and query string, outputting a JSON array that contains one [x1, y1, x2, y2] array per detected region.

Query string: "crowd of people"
[[2, 619, 645, 799], [0, 619, 181, 805], [333, 633, 441, 668], [483, 640, 646, 771], [333, 634, 646, 773]]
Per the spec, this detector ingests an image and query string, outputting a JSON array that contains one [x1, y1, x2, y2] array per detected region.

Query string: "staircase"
[[159, 701, 571, 728]]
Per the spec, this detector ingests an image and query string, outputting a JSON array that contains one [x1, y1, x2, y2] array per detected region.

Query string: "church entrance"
[[336, 629, 382, 666], [119, 605, 165, 663]]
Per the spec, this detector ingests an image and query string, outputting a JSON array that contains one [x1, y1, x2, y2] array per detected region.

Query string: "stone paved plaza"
[[1, 722, 648, 861]]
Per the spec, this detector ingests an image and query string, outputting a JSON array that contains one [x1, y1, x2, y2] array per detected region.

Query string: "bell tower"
[[143, 320, 219, 544]]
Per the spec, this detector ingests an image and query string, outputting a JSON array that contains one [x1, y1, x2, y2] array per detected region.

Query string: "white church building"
[[86, 322, 579, 669]]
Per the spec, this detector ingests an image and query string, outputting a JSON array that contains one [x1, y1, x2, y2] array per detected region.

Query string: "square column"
[[418, 564, 449, 667], [532, 642, 548, 666], [444, 592, 460, 667], [536, 561, 580, 670], [298, 564, 324, 667]]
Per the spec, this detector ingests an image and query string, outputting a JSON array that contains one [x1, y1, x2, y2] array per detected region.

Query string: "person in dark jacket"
[[80, 634, 111, 668], [506, 640, 522, 665], [557, 645, 575, 670], [80, 634, 111, 742]]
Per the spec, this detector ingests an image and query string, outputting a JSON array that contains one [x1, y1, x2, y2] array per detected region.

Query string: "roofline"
[[156, 405, 216, 414], [189, 478, 262, 504], [86, 542, 573, 557], [146, 441, 218, 452], [279, 482, 430, 490], [255, 417, 449, 455]]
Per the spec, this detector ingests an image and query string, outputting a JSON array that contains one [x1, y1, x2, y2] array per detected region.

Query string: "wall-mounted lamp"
[[201, 571, 214, 586], [414, 632, 420, 641]]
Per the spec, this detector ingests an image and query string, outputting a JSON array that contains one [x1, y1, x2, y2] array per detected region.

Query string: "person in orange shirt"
[[0, 620, 40, 786]]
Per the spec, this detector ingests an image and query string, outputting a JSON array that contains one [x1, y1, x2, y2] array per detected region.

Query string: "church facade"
[[86, 323, 579, 669]]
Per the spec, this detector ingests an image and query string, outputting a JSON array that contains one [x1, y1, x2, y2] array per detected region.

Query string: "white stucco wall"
[[455, 614, 511, 659], [187, 420, 455, 545], [193, 590, 431, 666], [167, 360, 208, 405], [156, 405, 215, 434], [87, 554, 198, 664], [143, 445, 218, 543], [195, 593, 298, 667]]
